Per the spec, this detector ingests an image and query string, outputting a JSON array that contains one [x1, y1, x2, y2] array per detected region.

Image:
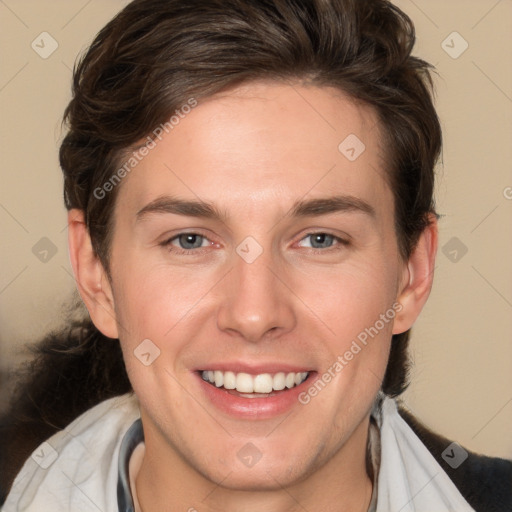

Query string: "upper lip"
[[193, 362, 314, 375]]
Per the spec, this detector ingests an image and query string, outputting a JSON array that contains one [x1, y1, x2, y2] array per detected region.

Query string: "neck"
[[135, 416, 373, 512]]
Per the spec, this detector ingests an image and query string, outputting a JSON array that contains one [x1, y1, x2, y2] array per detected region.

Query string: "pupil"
[[180, 234, 202, 249], [312, 234, 332, 248]]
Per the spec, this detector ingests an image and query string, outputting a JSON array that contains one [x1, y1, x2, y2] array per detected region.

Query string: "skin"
[[68, 81, 437, 512]]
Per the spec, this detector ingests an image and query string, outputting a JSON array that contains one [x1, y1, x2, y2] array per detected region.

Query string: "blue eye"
[[307, 233, 335, 249], [168, 233, 209, 250], [299, 233, 346, 250], [161, 231, 348, 255]]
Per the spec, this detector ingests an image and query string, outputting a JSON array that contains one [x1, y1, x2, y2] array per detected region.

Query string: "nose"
[[216, 247, 296, 343]]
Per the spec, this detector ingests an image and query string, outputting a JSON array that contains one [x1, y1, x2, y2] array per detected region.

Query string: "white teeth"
[[236, 373, 254, 393], [254, 373, 273, 393], [214, 370, 224, 388], [285, 372, 295, 389], [201, 369, 309, 393], [223, 371, 236, 389], [273, 372, 286, 391]]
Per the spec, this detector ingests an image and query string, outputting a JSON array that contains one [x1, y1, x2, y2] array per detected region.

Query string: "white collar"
[[4, 393, 476, 512], [371, 393, 475, 512]]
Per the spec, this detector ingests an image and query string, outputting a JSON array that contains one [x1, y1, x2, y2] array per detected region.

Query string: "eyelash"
[[162, 232, 214, 255], [297, 233, 350, 252], [161, 232, 350, 255]]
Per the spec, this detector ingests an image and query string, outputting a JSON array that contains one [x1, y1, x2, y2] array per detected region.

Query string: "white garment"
[[3, 393, 475, 511], [373, 396, 475, 512], [3, 394, 140, 512]]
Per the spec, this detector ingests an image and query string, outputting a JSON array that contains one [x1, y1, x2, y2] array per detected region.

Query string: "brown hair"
[[1, 0, 441, 500]]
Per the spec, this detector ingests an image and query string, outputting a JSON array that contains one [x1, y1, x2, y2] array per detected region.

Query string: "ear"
[[67, 209, 119, 339], [393, 214, 438, 335]]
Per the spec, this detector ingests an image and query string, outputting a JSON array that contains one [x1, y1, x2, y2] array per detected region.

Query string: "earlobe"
[[392, 215, 438, 335], [67, 209, 119, 339]]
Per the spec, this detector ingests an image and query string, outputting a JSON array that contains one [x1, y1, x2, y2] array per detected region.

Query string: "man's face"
[[109, 81, 406, 489]]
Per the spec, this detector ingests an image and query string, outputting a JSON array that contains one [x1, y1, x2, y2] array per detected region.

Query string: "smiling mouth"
[[200, 370, 310, 397]]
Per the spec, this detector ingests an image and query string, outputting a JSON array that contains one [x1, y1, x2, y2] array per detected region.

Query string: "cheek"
[[109, 264, 201, 400], [297, 256, 399, 340], [111, 257, 206, 338], [294, 254, 399, 404]]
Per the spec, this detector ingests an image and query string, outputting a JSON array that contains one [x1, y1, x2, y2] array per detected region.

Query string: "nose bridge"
[[216, 244, 295, 342]]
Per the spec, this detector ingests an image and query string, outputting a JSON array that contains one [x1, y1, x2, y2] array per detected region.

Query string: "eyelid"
[[160, 230, 217, 253], [294, 226, 351, 243], [170, 233, 211, 246], [295, 231, 350, 250], [159, 229, 351, 254], [159, 228, 212, 243]]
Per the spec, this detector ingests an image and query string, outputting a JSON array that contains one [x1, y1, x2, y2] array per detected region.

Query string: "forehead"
[[115, 81, 392, 222]]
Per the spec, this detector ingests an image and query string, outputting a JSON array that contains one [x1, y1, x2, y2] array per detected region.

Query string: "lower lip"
[[195, 372, 315, 419]]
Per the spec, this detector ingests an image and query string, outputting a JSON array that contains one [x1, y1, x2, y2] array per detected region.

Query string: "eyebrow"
[[136, 196, 226, 222], [290, 195, 375, 219], [135, 194, 375, 222]]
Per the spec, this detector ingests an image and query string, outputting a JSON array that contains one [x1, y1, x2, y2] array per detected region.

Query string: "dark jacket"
[[398, 407, 512, 512]]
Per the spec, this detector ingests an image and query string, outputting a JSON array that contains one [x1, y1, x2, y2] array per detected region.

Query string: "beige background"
[[0, 0, 511, 458]]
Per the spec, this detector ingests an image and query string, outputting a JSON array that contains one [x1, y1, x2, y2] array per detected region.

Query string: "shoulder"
[[397, 404, 512, 512], [2, 393, 140, 512]]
